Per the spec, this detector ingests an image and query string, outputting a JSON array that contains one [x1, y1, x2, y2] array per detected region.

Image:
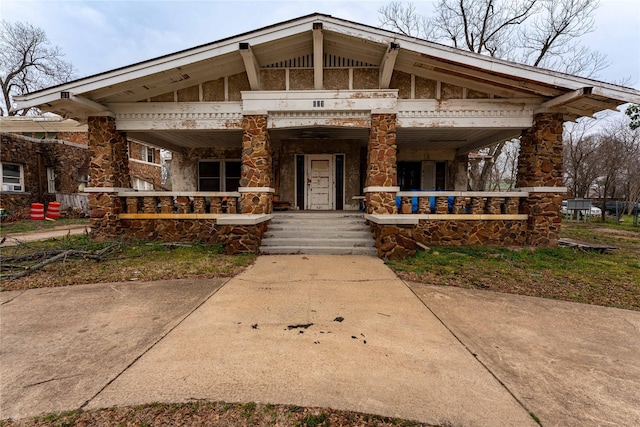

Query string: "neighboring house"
[[0, 128, 90, 219], [0, 117, 163, 220], [13, 14, 640, 257], [126, 140, 163, 190]]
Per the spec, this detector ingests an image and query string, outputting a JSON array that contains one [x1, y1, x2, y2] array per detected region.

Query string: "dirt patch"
[[2, 401, 434, 426]]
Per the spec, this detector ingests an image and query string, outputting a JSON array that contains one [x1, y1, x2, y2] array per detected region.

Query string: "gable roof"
[[14, 13, 640, 120]]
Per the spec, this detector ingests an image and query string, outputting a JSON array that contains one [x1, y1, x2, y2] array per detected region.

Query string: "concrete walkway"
[[2, 255, 639, 426]]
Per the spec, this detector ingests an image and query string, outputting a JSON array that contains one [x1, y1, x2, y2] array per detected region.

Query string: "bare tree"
[[562, 119, 601, 198], [518, 0, 607, 75], [592, 119, 636, 219], [0, 20, 75, 116], [378, 0, 606, 76], [378, 0, 607, 191]]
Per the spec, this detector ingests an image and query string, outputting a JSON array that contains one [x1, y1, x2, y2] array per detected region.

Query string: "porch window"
[[435, 161, 446, 191], [198, 160, 241, 191], [1, 163, 24, 192], [398, 162, 422, 190]]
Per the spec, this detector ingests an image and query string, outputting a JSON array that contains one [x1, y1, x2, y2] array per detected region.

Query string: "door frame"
[[305, 154, 335, 210]]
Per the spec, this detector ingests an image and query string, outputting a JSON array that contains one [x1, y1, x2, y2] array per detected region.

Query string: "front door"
[[306, 154, 334, 210]]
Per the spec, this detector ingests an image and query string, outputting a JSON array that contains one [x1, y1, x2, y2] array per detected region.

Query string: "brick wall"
[[1, 133, 89, 219]]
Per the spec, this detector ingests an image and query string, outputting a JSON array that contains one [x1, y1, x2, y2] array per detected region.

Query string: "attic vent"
[[263, 54, 377, 69], [323, 54, 376, 68], [169, 73, 190, 83]]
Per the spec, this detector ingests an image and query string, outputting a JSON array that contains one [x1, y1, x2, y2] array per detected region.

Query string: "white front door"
[[306, 154, 334, 210]]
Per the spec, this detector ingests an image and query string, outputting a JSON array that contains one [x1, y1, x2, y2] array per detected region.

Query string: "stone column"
[[240, 115, 273, 214], [87, 116, 131, 240], [516, 113, 565, 246], [365, 113, 398, 214]]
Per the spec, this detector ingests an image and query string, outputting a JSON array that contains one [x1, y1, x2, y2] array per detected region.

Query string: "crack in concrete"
[[1, 290, 28, 305], [25, 374, 83, 388], [401, 280, 540, 425], [78, 278, 231, 411]]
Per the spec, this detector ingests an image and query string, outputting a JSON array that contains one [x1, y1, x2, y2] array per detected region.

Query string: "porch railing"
[[395, 191, 529, 216], [117, 191, 241, 217]]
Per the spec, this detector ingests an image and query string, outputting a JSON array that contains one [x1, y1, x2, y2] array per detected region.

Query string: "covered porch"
[[14, 14, 640, 258]]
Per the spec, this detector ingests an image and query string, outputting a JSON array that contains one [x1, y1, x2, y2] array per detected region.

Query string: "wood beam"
[[239, 43, 261, 90], [538, 87, 592, 110], [379, 42, 400, 89], [313, 22, 324, 90], [65, 94, 110, 113]]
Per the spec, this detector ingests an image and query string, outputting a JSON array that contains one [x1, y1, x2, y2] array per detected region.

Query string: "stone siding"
[[516, 113, 565, 246], [371, 220, 529, 259], [118, 219, 267, 254], [1, 133, 89, 220], [240, 115, 272, 214], [517, 113, 564, 188], [366, 113, 397, 214], [87, 116, 131, 240]]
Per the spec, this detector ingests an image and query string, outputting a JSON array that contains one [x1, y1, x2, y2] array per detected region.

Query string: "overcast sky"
[[2, 0, 639, 90]]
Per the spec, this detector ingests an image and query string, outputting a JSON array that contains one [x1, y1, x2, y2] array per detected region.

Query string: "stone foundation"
[[523, 193, 563, 246], [117, 219, 268, 254], [371, 220, 529, 259]]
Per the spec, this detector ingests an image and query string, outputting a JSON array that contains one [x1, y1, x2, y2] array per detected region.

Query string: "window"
[[77, 168, 89, 192], [397, 162, 422, 190], [141, 146, 155, 163], [435, 162, 446, 191], [198, 160, 241, 191], [47, 167, 56, 193], [133, 178, 154, 190], [1, 163, 24, 192], [224, 161, 241, 192]]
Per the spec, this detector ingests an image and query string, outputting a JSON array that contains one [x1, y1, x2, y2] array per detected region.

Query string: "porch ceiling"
[[127, 126, 519, 154]]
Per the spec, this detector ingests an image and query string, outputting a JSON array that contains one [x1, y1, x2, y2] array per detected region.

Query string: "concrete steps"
[[260, 211, 377, 255]]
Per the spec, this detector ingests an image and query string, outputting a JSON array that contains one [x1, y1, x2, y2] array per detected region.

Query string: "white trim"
[[397, 191, 528, 198], [365, 213, 529, 224], [129, 158, 161, 167], [363, 186, 400, 193], [517, 187, 567, 193], [13, 14, 640, 114], [117, 191, 240, 197], [238, 187, 275, 193], [85, 187, 132, 193], [217, 214, 273, 225]]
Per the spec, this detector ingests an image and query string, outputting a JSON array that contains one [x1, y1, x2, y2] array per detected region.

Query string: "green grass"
[[388, 223, 640, 311], [0, 235, 255, 291]]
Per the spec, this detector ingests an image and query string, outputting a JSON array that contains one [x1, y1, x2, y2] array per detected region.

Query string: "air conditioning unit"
[[11, 185, 23, 191]]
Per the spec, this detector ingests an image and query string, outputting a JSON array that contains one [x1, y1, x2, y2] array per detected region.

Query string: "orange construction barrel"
[[46, 201, 61, 219], [30, 203, 45, 220]]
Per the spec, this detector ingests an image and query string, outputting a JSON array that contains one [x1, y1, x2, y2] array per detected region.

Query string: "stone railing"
[[394, 191, 528, 217], [116, 191, 242, 217]]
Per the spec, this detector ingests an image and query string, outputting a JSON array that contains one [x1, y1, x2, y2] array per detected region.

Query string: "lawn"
[[387, 219, 640, 311], [0, 234, 255, 291]]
